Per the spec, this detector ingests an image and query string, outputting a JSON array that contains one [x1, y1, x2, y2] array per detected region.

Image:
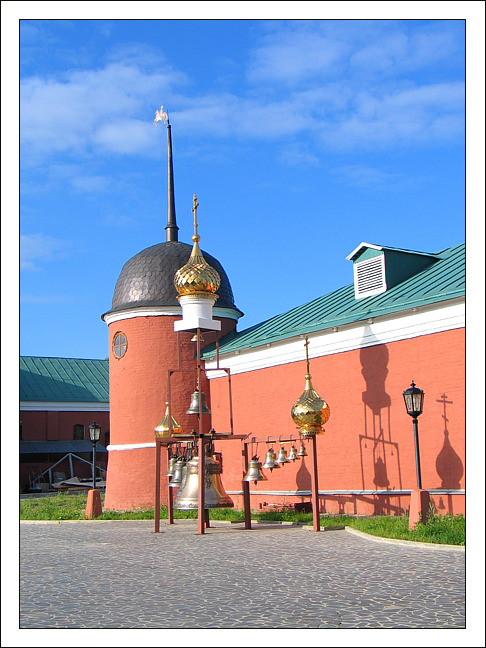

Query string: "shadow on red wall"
[[435, 393, 464, 515], [359, 335, 403, 514]]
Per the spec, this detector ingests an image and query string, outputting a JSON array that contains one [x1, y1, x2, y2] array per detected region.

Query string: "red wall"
[[20, 410, 110, 442], [209, 328, 465, 516], [104, 314, 237, 510]]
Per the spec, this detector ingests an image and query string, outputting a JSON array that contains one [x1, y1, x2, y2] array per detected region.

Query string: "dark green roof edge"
[[202, 242, 464, 359]]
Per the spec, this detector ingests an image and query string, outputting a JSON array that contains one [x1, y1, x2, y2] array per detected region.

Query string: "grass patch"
[[19, 493, 465, 545]]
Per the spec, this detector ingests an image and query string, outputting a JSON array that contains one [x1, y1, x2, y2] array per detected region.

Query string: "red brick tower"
[[102, 116, 242, 510]]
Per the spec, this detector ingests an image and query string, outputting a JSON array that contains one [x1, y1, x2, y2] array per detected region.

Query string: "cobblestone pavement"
[[20, 520, 465, 630]]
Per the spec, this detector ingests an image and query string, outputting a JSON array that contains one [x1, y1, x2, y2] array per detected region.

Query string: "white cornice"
[[103, 305, 242, 325], [20, 401, 110, 412], [107, 443, 155, 451], [205, 298, 465, 377]]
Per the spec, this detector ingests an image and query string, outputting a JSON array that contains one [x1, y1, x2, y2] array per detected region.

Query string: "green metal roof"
[[202, 243, 464, 358], [20, 357, 109, 403]]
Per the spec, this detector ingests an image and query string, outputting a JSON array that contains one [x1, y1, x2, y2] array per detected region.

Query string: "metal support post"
[[196, 328, 206, 535], [309, 436, 320, 532], [243, 442, 251, 529], [168, 446, 174, 524], [413, 418, 423, 489], [154, 438, 161, 533]]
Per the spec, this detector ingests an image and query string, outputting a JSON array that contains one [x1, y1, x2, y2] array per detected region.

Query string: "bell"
[[262, 448, 277, 471], [276, 446, 289, 464], [168, 459, 187, 488], [165, 456, 178, 477], [243, 456, 268, 485], [186, 388, 211, 415], [174, 453, 234, 509], [288, 445, 299, 461], [297, 443, 308, 457]]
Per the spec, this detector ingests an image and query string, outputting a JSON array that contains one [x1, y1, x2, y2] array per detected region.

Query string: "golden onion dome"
[[291, 373, 330, 436], [291, 337, 330, 436], [155, 402, 182, 438], [174, 195, 221, 297]]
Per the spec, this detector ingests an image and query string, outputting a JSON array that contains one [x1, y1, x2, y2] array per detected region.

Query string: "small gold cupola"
[[173, 195, 222, 332], [155, 402, 182, 438], [291, 336, 330, 436], [174, 195, 221, 297]]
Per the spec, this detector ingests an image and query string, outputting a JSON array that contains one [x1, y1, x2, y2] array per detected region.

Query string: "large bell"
[[276, 446, 289, 464], [169, 459, 187, 488], [262, 448, 277, 471], [186, 388, 211, 415], [174, 453, 233, 509], [243, 456, 268, 485]]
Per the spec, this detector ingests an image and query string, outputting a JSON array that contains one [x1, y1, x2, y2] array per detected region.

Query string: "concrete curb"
[[345, 525, 465, 551]]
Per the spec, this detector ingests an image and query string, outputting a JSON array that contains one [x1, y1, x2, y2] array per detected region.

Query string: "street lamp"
[[88, 421, 101, 490], [403, 381, 424, 488]]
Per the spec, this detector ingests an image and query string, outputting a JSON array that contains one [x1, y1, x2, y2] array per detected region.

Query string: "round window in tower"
[[112, 331, 128, 359]]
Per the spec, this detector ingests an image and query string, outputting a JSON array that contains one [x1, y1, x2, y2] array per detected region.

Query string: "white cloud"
[[20, 294, 75, 303], [333, 165, 406, 189], [247, 30, 348, 85], [20, 233, 70, 271], [20, 62, 182, 159], [19, 21, 465, 167]]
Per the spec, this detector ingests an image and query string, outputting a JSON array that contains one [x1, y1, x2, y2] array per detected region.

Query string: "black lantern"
[[88, 421, 101, 489], [403, 382, 425, 489], [403, 381, 425, 418]]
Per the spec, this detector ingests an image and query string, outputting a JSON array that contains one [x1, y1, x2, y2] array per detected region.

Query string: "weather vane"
[[154, 105, 169, 126]]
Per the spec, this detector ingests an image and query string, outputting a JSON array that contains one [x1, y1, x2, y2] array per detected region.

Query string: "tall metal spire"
[[166, 116, 178, 242], [154, 106, 178, 242]]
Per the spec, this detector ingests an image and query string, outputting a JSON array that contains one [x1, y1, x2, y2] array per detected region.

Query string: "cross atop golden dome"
[[174, 195, 221, 297], [291, 336, 330, 436]]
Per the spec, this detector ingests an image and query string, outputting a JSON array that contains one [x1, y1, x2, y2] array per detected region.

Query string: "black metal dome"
[[103, 241, 242, 317]]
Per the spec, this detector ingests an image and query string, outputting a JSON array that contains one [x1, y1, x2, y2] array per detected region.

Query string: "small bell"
[[165, 456, 178, 477], [297, 443, 308, 458], [186, 388, 211, 415], [168, 459, 187, 488], [262, 448, 277, 471], [288, 445, 299, 461], [276, 446, 289, 464], [243, 456, 268, 485]]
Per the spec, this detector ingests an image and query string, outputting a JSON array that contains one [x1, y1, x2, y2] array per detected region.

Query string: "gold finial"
[[304, 335, 310, 376], [192, 194, 200, 243]]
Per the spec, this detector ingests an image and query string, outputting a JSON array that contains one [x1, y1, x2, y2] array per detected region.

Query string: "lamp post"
[[85, 421, 102, 519], [403, 381, 429, 528], [403, 381, 424, 488], [88, 421, 101, 490]]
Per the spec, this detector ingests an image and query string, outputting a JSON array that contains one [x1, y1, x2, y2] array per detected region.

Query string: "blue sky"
[[12, 12, 473, 360]]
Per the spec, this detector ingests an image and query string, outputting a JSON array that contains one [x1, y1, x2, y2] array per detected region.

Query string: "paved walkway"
[[20, 519, 465, 629]]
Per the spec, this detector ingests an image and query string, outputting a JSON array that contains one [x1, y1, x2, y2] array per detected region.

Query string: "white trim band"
[[107, 442, 156, 451], [205, 299, 464, 377], [20, 401, 110, 412], [103, 305, 242, 325]]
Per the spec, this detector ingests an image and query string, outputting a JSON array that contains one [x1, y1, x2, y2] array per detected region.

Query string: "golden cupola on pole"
[[154, 402, 182, 438], [291, 336, 330, 436], [173, 195, 222, 332]]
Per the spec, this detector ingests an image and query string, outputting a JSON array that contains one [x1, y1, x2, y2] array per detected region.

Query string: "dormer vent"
[[354, 255, 386, 298], [346, 242, 440, 301]]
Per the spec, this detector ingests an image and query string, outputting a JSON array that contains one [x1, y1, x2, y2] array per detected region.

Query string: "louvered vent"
[[353, 255, 386, 298]]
